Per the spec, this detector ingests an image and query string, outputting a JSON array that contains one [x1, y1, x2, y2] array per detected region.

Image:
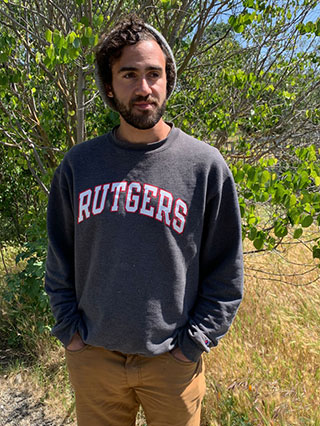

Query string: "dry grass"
[[202, 234, 320, 425], [1, 237, 319, 425]]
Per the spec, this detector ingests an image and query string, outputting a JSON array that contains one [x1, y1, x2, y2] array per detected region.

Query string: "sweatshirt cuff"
[[51, 316, 84, 347], [177, 328, 205, 362]]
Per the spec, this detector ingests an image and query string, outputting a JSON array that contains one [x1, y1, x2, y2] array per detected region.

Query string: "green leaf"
[[161, 0, 171, 9], [73, 38, 81, 49], [234, 24, 245, 33], [0, 74, 8, 86], [43, 56, 51, 67], [228, 15, 236, 26], [85, 27, 93, 37], [248, 227, 257, 241], [247, 166, 257, 182], [86, 52, 95, 64], [45, 29, 52, 43], [297, 23, 306, 34], [274, 221, 288, 237], [301, 215, 313, 228], [69, 47, 80, 59], [89, 35, 97, 47], [243, 0, 254, 8], [61, 48, 69, 63], [265, 84, 274, 92], [260, 170, 270, 184], [247, 214, 257, 225], [235, 169, 245, 183], [46, 44, 55, 61], [282, 90, 293, 99], [239, 203, 245, 217], [81, 16, 90, 27], [258, 192, 269, 202], [81, 35, 89, 47], [11, 70, 22, 83], [53, 32, 65, 49], [35, 52, 42, 64], [243, 13, 254, 25], [289, 194, 297, 207], [253, 237, 264, 250], [293, 228, 303, 239], [305, 21, 315, 33], [313, 246, 320, 259], [67, 31, 76, 44], [0, 52, 8, 62], [274, 184, 286, 202]]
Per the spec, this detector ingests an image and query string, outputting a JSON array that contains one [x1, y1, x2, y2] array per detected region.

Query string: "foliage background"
[[0, 0, 319, 423]]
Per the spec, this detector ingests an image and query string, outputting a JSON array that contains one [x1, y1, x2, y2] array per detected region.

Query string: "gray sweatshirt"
[[45, 125, 243, 362]]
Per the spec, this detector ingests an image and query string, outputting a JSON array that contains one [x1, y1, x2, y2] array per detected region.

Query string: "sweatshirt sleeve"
[[178, 156, 244, 362], [45, 163, 84, 346]]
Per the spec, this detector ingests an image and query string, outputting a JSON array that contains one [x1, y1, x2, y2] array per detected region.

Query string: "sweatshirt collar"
[[110, 123, 176, 152]]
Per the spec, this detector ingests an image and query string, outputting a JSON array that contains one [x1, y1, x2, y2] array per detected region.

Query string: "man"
[[45, 15, 243, 426]]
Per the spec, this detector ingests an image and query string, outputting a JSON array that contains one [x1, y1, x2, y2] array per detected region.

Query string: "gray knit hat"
[[95, 19, 177, 111]]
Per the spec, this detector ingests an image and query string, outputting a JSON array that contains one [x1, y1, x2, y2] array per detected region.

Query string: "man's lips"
[[133, 102, 156, 110]]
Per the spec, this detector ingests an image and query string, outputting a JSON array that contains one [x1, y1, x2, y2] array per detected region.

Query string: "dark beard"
[[113, 94, 166, 130]]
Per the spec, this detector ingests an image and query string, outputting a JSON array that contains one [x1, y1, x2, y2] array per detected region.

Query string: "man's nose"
[[135, 77, 152, 96]]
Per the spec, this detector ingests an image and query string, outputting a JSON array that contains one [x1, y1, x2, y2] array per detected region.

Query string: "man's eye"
[[123, 73, 135, 79], [149, 72, 160, 78]]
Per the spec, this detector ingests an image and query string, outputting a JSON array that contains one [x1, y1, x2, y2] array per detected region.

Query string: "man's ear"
[[105, 85, 113, 98]]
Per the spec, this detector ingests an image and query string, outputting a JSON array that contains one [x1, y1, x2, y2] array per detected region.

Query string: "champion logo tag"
[[205, 340, 210, 346]]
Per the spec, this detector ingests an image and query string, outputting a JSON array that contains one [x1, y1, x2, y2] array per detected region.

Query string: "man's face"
[[107, 40, 167, 130]]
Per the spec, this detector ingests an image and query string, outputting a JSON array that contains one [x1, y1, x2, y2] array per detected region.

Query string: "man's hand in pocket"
[[170, 347, 193, 362], [66, 332, 86, 351]]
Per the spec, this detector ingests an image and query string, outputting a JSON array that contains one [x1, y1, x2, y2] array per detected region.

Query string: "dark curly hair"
[[95, 15, 176, 110]]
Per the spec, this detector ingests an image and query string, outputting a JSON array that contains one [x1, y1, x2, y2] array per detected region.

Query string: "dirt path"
[[0, 376, 75, 426]]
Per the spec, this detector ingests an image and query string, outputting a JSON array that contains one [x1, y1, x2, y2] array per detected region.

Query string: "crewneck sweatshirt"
[[45, 125, 243, 362]]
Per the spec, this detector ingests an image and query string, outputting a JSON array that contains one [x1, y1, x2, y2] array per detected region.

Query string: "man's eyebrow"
[[118, 66, 163, 73]]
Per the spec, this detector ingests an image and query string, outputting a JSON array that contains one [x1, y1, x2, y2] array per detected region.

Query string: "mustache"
[[131, 95, 158, 104]]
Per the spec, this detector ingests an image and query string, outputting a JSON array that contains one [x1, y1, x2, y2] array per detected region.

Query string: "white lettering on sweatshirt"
[[77, 181, 188, 234]]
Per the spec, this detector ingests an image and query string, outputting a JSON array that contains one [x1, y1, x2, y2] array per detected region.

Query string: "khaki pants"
[[65, 345, 206, 426]]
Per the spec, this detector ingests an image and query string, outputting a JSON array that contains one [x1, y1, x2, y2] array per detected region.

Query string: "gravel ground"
[[0, 376, 75, 426]]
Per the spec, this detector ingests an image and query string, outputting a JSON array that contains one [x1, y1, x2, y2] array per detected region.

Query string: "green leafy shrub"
[[1, 216, 54, 356]]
